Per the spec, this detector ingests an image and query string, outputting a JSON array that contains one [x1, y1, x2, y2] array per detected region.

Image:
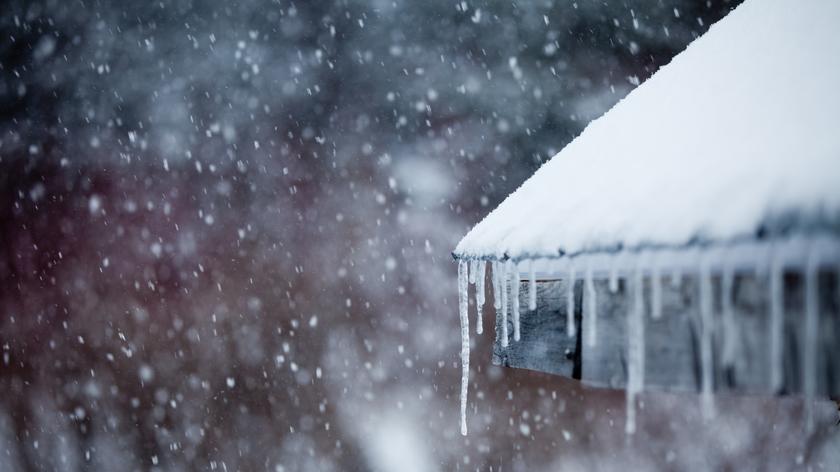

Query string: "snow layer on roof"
[[455, 0, 840, 260]]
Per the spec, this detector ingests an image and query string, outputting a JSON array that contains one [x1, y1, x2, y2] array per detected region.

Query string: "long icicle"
[[626, 267, 645, 434], [457, 260, 470, 436], [585, 261, 597, 347], [609, 254, 620, 293], [491, 261, 501, 344], [721, 260, 736, 369], [492, 261, 502, 310], [475, 260, 486, 335], [511, 260, 521, 342], [671, 259, 683, 288], [500, 260, 509, 348], [699, 257, 716, 420], [769, 251, 784, 393], [566, 261, 577, 337], [528, 259, 537, 311], [651, 258, 663, 320], [803, 246, 820, 433]]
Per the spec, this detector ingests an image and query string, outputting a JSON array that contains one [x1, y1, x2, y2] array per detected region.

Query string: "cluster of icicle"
[[456, 258, 542, 436], [456, 235, 840, 436]]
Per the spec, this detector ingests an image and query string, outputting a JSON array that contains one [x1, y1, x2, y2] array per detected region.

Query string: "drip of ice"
[[803, 247, 820, 433], [609, 254, 620, 293], [699, 258, 715, 420], [528, 259, 537, 311], [585, 262, 597, 347], [475, 260, 486, 335], [721, 261, 736, 368], [634, 267, 646, 391], [625, 268, 645, 434], [510, 260, 521, 342], [500, 260, 509, 348], [769, 253, 783, 393], [566, 263, 576, 337], [492, 261, 502, 310], [468, 259, 477, 285], [671, 265, 683, 288], [651, 259, 663, 319], [625, 387, 637, 436], [457, 260, 470, 435]]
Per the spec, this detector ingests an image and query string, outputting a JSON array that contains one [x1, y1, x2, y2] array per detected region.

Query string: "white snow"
[[454, 0, 840, 261]]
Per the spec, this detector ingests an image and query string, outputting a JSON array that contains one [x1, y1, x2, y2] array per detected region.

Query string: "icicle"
[[457, 260, 470, 436], [721, 262, 736, 369], [492, 261, 502, 310], [769, 253, 783, 393], [566, 262, 576, 338], [634, 267, 646, 391], [609, 254, 620, 293], [475, 261, 486, 335], [625, 268, 645, 434], [699, 258, 715, 420], [510, 261, 521, 342], [625, 386, 637, 435], [528, 259, 537, 311], [468, 259, 477, 285], [651, 260, 663, 319], [585, 261, 597, 347], [671, 260, 683, 288], [500, 260, 509, 348], [803, 247, 820, 433]]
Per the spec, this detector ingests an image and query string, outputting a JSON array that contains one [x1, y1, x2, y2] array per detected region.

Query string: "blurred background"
[[2, 0, 838, 470]]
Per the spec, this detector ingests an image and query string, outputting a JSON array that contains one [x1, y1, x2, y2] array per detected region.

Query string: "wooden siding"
[[491, 272, 840, 397]]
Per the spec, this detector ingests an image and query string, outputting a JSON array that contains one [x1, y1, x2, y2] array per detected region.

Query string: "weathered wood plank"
[[581, 277, 703, 391], [492, 280, 581, 378]]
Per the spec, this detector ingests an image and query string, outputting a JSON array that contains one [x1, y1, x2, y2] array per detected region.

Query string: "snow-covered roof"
[[455, 0, 840, 260]]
